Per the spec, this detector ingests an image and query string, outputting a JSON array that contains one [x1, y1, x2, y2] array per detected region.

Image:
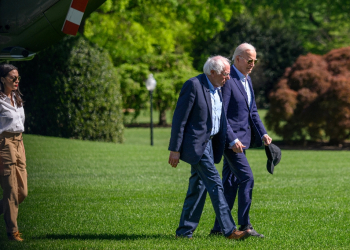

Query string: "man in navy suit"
[[210, 43, 272, 238], [168, 56, 251, 240]]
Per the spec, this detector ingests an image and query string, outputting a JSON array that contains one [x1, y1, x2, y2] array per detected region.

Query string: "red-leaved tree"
[[266, 47, 350, 145]]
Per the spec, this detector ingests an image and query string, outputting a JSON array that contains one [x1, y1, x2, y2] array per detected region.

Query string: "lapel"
[[218, 88, 223, 102], [231, 65, 249, 107], [218, 88, 225, 129], [200, 74, 212, 120]]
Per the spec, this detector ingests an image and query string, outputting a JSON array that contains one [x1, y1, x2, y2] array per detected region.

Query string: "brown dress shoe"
[[7, 231, 24, 241], [227, 229, 251, 240]]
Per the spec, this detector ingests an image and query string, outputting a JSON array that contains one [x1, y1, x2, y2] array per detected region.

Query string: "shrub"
[[266, 47, 350, 145], [15, 36, 124, 142]]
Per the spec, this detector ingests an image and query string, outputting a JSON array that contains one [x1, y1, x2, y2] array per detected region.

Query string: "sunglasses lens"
[[248, 60, 258, 64], [13, 76, 21, 82]]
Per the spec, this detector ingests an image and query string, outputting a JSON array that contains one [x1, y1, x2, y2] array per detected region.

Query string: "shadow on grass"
[[34, 233, 174, 241], [249, 140, 350, 151], [0, 234, 178, 250]]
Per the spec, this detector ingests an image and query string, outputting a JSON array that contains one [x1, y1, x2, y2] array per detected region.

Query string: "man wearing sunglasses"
[[210, 43, 272, 238]]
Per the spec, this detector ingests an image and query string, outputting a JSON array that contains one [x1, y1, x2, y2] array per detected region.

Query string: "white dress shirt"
[[205, 76, 222, 136], [232, 64, 252, 109], [0, 93, 25, 134]]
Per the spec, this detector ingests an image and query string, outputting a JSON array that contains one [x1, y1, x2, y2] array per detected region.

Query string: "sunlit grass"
[[0, 128, 349, 249]]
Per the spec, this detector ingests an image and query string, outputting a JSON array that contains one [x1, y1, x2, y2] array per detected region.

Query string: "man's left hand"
[[168, 151, 180, 168], [262, 135, 272, 145]]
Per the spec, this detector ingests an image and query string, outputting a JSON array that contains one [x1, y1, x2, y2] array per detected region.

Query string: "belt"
[[0, 131, 23, 140]]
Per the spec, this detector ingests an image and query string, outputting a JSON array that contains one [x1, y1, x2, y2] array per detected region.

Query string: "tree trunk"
[[158, 110, 167, 126]]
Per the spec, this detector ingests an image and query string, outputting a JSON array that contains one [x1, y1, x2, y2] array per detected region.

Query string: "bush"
[[266, 47, 350, 144], [15, 36, 124, 142]]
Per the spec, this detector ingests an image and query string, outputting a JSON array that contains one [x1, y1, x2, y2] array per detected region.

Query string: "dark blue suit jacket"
[[222, 65, 267, 149], [168, 74, 227, 165]]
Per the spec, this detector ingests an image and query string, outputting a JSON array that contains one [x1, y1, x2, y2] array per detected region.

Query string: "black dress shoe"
[[239, 224, 264, 238], [209, 229, 223, 236]]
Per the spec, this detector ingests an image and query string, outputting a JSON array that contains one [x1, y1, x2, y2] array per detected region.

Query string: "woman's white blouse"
[[0, 95, 25, 134]]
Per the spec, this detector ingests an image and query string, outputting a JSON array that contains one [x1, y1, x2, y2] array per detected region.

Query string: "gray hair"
[[232, 43, 256, 61], [203, 56, 231, 75]]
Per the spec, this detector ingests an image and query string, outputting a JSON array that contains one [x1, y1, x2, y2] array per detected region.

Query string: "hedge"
[[15, 36, 124, 143]]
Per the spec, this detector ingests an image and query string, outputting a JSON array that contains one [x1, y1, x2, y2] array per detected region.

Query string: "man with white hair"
[[168, 55, 251, 240], [210, 43, 272, 238]]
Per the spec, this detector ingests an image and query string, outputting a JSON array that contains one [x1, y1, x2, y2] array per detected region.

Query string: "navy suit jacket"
[[168, 74, 227, 165], [222, 65, 267, 149]]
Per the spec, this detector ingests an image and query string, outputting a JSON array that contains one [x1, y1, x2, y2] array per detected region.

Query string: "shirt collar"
[[2, 92, 16, 107], [232, 64, 247, 82], [205, 75, 220, 93]]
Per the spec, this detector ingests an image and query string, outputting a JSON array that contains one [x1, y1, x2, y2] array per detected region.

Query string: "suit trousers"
[[176, 140, 236, 238], [212, 149, 254, 231], [0, 132, 27, 233]]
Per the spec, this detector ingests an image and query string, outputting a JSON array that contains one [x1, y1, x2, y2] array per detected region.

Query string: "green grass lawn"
[[123, 109, 173, 125], [1, 128, 350, 249]]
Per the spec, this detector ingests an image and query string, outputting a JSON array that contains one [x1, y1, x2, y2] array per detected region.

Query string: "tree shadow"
[[33, 233, 174, 241]]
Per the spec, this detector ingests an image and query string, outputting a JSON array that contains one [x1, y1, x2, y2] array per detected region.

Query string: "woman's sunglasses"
[[6, 76, 21, 82]]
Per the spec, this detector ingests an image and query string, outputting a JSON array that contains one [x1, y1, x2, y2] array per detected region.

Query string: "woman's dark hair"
[[0, 63, 23, 107]]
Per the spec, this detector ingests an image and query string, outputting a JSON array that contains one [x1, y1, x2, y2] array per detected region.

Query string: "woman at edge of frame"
[[0, 63, 27, 242]]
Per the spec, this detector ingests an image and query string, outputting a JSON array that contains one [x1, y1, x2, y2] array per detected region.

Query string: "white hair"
[[203, 56, 231, 75], [232, 43, 256, 61]]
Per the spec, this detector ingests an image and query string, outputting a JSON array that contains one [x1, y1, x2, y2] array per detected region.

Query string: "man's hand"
[[169, 151, 180, 168], [262, 134, 272, 145], [232, 141, 246, 153]]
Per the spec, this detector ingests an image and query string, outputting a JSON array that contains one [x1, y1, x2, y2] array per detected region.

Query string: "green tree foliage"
[[84, 0, 243, 124], [15, 36, 124, 142], [85, 0, 244, 65], [118, 53, 199, 125], [83, 0, 350, 117], [266, 47, 350, 145], [117, 63, 150, 120], [146, 53, 200, 125], [192, 12, 305, 108], [244, 1, 350, 54]]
